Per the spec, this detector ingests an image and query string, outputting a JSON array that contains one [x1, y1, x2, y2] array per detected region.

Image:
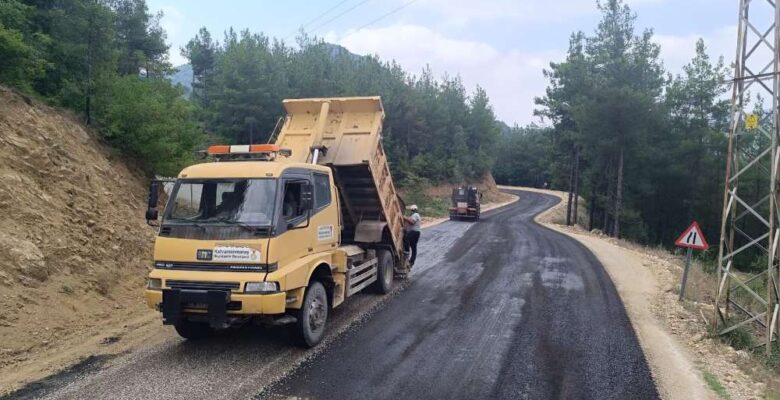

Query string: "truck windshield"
[[164, 179, 277, 226]]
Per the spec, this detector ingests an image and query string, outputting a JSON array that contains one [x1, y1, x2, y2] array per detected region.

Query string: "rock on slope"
[[0, 86, 156, 389]]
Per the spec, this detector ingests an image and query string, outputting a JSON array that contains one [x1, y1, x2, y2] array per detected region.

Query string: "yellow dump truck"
[[143, 97, 409, 347]]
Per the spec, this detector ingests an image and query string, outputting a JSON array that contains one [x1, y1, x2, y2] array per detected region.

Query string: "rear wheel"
[[293, 281, 328, 347], [372, 249, 394, 294], [174, 319, 213, 340]]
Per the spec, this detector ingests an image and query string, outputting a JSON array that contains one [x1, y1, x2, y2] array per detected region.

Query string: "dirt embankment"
[[505, 185, 774, 400], [421, 173, 511, 204], [405, 174, 516, 226], [0, 87, 161, 393]]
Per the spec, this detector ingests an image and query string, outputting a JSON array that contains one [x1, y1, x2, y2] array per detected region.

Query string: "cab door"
[[310, 172, 339, 253], [263, 173, 311, 271]]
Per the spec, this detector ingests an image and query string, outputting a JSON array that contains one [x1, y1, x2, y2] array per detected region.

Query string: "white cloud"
[[158, 5, 188, 66], [410, 0, 593, 25], [326, 24, 563, 125], [654, 25, 736, 75], [329, 22, 743, 126], [407, 0, 672, 26]]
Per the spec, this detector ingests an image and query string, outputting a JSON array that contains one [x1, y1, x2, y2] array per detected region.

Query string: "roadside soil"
[[0, 86, 164, 395], [504, 185, 775, 400]]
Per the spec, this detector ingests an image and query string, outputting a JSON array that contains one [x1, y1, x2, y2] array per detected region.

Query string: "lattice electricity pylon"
[[715, 0, 780, 355]]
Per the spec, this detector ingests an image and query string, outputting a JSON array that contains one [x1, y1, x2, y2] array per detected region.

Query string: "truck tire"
[[372, 249, 394, 294], [174, 319, 213, 340], [293, 281, 328, 348]]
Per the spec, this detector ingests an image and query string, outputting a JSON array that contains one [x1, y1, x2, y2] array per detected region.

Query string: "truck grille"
[[166, 280, 240, 292]]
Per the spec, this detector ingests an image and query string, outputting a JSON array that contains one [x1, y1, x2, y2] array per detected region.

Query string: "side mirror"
[[146, 181, 160, 224], [300, 183, 314, 210], [146, 208, 159, 221]]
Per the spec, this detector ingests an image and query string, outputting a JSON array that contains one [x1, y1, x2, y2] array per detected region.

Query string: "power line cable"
[[339, 0, 419, 40], [284, 0, 352, 40], [353, 0, 419, 31], [308, 0, 374, 35]]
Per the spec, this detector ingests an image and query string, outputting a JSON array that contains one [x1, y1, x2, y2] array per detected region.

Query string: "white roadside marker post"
[[675, 221, 709, 301]]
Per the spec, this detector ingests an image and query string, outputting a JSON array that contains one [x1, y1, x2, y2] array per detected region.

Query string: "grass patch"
[[758, 341, 780, 369], [398, 176, 451, 218], [413, 195, 450, 218], [766, 389, 780, 400], [721, 325, 754, 350], [702, 370, 731, 400]]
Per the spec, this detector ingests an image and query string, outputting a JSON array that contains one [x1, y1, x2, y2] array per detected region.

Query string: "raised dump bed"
[[274, 97, 406, 259]]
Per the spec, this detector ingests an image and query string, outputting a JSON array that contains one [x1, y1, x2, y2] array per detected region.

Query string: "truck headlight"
[[147, 278, 162, 290], [245, 281, 279, 293]]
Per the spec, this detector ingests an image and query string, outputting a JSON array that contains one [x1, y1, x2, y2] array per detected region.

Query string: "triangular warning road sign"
[[675, 221, 709, 250]]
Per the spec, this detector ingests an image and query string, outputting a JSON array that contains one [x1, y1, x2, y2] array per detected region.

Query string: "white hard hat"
[[410, 204, 418, 211]]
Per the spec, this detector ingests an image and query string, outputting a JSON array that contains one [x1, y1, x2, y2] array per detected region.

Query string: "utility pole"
[[715, 0, 780, 355]]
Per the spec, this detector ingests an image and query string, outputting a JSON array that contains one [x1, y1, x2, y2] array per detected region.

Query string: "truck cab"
[[144, 97, 408, 347]]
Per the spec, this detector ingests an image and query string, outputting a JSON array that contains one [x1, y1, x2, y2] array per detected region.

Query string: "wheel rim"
[[307, 290, 326, 333], [384, 258, 393, 286]]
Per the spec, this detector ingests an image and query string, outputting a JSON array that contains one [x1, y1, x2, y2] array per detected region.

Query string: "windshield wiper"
[[216, 219, 259, 232], [164, 221, 207, 232]]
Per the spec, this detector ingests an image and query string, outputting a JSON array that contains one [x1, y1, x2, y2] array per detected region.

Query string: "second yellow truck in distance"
[[143, 97, 410, 347]]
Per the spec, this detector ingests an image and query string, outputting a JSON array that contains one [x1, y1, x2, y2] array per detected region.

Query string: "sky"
[[146, 0, 739, 126]]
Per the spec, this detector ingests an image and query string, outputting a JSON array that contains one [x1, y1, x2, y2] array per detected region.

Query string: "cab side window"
[[282, 181, 305, 222], [314, 173, 331, 209]]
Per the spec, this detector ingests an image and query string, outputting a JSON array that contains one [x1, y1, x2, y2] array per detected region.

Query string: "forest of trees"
[[493, 0, 739, 249], [0, 0, 501, 185], [2, 0, 756, 253], [181, 29, 500, 186], [0, 0, 202, 175]]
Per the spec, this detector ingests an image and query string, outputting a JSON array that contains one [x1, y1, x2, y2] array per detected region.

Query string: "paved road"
[[262, 191, 658, 399], [5, 190, 658, 400]]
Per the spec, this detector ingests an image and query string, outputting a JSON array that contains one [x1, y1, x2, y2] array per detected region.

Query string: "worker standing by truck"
[[404, 205, 421, 267]]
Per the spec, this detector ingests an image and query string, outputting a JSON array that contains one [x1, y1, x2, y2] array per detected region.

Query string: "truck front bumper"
[[145, 289, 287, 327]]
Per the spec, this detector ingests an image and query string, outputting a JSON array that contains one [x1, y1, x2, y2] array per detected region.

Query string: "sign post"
[[674, 221, 709, 301]]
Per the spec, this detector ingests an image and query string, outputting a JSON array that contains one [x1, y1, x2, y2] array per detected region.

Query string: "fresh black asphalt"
[[261, 190, 659, 399]]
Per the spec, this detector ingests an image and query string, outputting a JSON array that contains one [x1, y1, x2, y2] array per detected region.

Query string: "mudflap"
[[162, 289, 230, 329]]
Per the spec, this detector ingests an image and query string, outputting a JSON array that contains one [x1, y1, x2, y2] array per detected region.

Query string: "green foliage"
[[497, 0, 732, 252], [702, 370, 731, 400], [184, 31, 501, 184], [721, 325, 754, 350], [0, 0, 200, 176], [181, 27, 217, 105], [206, 29, 287, 145], [93, 76, 202, 176], [112, 0, 169, 77], [0, 0, 50, 91], [398, 175, 450, 217], [493, 126, 554, 187]]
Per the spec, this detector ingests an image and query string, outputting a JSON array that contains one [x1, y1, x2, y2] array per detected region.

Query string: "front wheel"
[[174, 319, 213, 340], [293, 281, 329, 347]]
